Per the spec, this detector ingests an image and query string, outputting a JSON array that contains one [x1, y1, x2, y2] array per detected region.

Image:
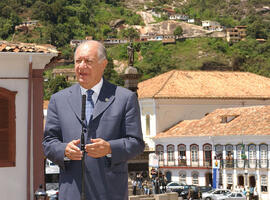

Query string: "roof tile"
[[155, 105, 270, 138], [138, 70, 270, 99]]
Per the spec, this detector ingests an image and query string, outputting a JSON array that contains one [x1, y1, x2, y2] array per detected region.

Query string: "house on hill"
[[0, 41, 58, 200], [137, 70, 270, 151], [153, 105, 270, 200], [226, 26, 247, 43]]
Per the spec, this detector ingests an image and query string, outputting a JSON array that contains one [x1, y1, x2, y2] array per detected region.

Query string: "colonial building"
[[0, 41, 58, 200], [202, 20, 222, 30], [153, 105, 270, 200], [137, 70, 270, 151], [52, 68, 76, 83], [226, 26, 247, 43]]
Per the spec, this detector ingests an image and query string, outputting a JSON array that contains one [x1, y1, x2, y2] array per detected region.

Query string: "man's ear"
[[102, 59, 108, 69]]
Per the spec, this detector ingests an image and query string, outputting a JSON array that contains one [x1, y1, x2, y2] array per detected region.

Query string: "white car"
[[164, 182, 186, 191], [202, 189, 231, 200], [216, 192, 246, 200]]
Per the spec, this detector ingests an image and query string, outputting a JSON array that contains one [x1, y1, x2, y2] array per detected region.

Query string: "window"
[[225, 144, 233, 168], [261, 175, 268, 192], [179, 171, 186, 184], [146, 114, 150, 136], [203, 144, 212, 167], [249, 144, 256, 168], [156, 145, 164, 162], [221, 115, 238, 123], [215, 144, 223, 159], [260, 144, 268, 168], [0, 87, 17, 167], [167, 144, 175, 166], [178, 144, 186, 166], [191, 144, 199, 166], [227, 174, 233, 184], [236, 144, 245, 168], [192, 172, 199, 185]]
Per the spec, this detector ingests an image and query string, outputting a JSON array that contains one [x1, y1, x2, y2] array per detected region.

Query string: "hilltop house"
[[202, 20, 223, 31], [226, 26, 247, 43]]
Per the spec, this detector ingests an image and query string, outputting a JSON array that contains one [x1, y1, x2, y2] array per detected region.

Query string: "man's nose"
[[79, 60, 87, 68]]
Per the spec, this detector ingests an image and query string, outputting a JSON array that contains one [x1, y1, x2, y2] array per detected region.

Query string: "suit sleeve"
[[108, 92, 145, 165], [42, 95, 68, 169]]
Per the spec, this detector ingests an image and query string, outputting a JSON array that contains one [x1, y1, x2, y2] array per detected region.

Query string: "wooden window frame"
[[167, 144, 174, 162], [0, 87, 17, 167]]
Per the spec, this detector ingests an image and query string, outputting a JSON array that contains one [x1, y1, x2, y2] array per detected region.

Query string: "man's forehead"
[[75, 45, 98, 58]]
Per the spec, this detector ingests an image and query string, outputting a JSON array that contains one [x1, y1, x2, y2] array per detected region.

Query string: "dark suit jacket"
[[43, 80, 145, 200]]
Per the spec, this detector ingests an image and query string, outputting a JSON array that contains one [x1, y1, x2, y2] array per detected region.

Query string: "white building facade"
[[137, 70, 270, 199], [138, 70, 270, 150], [0, 41, 58, 200], [151, 106, 270, 200]]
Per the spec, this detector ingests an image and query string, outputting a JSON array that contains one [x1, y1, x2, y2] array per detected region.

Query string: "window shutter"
[[0, 87, 16, 167], [0, 98, 9, 161]]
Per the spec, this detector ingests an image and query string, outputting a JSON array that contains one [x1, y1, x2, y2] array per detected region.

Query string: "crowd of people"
[[131, 170, 168, 196], [235, 185, 258, 200]]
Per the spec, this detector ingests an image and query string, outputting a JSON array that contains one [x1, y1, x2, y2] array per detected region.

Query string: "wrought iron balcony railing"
[[157, 158, 269, 169]]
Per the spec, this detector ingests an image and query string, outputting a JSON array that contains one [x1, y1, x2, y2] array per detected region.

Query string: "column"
[[199, 145, 203, 167], [32, 69, 45, 192], [175, 147, 178, 166], [187, 146, 191, 166]]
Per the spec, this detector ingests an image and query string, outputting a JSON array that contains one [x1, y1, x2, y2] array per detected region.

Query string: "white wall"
[[0, 79, 28, 200], [0, 52, 57, 200], [154, 135, 270, 199], [139, 98, 270, 140]]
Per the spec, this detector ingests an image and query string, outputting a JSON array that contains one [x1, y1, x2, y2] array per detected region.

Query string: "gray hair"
[[74, 40, 107, 63]]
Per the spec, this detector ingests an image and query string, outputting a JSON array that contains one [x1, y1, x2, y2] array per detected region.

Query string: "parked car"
[[179, 185, 201, 199], [165, 182, 186, 192], [199, 186, 213, 193], [46, 189, 59, 200], [202, 189, 231, 200], [216, 192, 246, 200]]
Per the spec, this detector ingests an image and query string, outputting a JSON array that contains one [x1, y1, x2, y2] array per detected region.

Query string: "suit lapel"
[[67, 83, 83, 122], [92, 80, 116, 120]]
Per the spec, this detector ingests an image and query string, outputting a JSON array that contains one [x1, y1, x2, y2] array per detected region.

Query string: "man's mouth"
[[79, 72, 87, 76]]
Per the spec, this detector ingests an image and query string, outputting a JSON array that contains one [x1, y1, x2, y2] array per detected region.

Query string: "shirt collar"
[[80, 78, 103, 100]]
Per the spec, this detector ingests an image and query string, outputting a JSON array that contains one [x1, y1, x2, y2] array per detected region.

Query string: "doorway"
[[205, 172, 213, 186], [165, 171, 172, 182], [238, 175, 244, 186], [249, 175, 256, 187]]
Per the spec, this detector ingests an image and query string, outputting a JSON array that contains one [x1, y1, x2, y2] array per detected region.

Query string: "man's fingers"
[[73, 139, 81, 145], [90, 138, 102, 143], [65, 139, 82, 160]]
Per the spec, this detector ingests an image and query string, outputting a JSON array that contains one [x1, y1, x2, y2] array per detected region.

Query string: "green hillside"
[[1, 0, 270, 96]]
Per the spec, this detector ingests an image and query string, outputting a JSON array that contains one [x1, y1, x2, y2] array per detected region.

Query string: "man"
[[43, 40, 145, 200]]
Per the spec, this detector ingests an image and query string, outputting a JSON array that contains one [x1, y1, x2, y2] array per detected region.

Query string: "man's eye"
[[85, 60, 92, 64]]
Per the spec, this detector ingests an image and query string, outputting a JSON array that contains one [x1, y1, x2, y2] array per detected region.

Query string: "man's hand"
[[85, 138, 111, 158], [64, 139, 82, 160]]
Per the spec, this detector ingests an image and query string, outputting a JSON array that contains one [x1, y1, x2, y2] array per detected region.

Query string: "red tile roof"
[[0, 41, 58, 54], [138, 70, 270, 99], [155, 105, 270, 138]]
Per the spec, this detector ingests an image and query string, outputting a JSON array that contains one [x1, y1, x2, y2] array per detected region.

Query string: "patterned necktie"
[[86, 89, 94, 123]]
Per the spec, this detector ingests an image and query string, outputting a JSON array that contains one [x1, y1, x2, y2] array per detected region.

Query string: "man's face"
[[74, 43, 107, 89]]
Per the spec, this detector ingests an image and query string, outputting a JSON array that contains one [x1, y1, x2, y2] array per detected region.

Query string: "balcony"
[[157, 158, 269, 169], [221, 159, 269, 169], [158, 159, 210, 168]]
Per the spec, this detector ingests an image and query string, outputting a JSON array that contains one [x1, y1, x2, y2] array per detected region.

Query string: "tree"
[[120, 27, 139, 40], [44, 75, 71, 100], [174, 26, 183, 38]]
